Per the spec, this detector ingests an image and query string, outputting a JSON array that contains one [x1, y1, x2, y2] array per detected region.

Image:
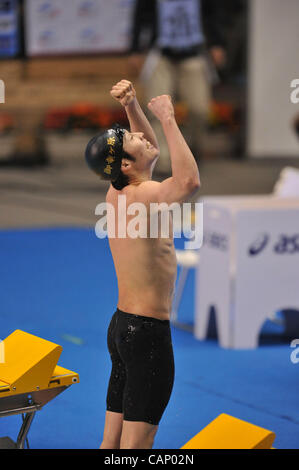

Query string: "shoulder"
[[134, 180, 162, 203], [106, 184, 119, 204], [137, 180, 161, 190], [106, 180, 163, 205], [106, 185, 112, 202]]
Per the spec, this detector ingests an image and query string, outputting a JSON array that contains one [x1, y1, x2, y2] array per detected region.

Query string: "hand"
[[147, 95, 175, 123], [210, 46, 226, 69], [110, 80, 136, 107]]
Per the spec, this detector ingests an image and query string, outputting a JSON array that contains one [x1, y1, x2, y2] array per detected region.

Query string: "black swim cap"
[[85, 124, 127, 182]]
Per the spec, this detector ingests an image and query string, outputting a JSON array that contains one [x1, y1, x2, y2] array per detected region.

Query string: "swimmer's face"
[[123, 131, 159, 171]]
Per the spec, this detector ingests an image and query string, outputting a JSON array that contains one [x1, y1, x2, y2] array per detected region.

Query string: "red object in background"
[[174, 102, 189, 126], [44, 103, 128, 131], [209, 101, 239, 131], [111, 109, 128, 127], [0, 113, 15, 133], [44, 108, 72, 130]]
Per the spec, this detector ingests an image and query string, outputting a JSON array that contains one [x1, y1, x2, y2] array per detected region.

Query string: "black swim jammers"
[[106, 308, 175, 425]]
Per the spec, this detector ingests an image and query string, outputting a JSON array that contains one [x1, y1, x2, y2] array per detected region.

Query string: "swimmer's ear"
[[121, 158, 133, 174]]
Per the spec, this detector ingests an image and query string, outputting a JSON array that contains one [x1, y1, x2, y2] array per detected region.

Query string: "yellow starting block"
[[0, 330, 79, 449], [181, 413, 276, 449]]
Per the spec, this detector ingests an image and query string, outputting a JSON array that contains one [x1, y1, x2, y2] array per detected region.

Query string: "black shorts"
[[106, 308, 175, 425]]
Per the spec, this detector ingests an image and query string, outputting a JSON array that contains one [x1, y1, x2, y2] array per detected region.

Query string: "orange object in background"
[[174, 102, 189, 126], [209, 101, 239, 131], [43, 103, 128, 132], [166, 101, 240, 131], [0, 113, 15, 134]]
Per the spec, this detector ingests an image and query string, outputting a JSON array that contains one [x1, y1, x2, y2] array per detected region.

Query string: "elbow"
[[192, 178, 201, 191], [183, 177, 201, 193]]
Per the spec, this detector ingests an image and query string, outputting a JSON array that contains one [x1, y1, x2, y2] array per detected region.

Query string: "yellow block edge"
[[181, 413, 276, 450], [0, 330, 79, 398]]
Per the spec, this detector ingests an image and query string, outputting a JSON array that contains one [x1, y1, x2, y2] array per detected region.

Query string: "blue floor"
[[0, 228, 298, 449]]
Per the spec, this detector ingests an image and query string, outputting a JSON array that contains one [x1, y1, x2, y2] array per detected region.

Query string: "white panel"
[[248, 0, 299, 157]]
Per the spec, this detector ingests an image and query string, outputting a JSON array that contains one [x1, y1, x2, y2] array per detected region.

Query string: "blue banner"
[[0, 0, 19, 57]]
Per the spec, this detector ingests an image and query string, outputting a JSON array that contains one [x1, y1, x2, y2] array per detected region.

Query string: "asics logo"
[[248, 233, 269, 256], [248, 234, 299, 256]]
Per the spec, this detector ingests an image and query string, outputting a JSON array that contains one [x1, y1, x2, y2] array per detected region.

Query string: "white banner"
[[25, 0, 135, 56], [195, 196, 299, 349], [234, 207, 299, 347]]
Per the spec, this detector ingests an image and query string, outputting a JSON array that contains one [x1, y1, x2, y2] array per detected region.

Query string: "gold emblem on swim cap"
[[106, 136, 117, 174], [106, 156, 115, 164], [107, 137, 116, 146], [104, 165, 113, 175]]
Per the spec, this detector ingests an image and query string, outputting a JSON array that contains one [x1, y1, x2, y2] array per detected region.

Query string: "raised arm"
[[144, 95, 201, 204], [110, 80, 159, 151]]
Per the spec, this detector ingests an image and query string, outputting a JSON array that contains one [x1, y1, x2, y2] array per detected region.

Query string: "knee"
[[120, 428, 157, 450], [120, 436, 154, 449], [100, 438, 120, 449], [146, 431, 156, 449]]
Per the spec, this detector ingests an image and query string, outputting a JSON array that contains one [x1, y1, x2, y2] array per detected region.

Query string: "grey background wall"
[[248, 0, 299, 158]]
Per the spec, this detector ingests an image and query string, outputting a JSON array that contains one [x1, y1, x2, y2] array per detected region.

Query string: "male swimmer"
[[85, 80, 200, 449]]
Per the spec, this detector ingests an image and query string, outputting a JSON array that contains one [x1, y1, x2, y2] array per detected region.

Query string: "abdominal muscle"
[[108, 231, 177, 321]]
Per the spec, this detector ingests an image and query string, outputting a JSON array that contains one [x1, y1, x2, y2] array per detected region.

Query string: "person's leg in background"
[[178, 56, 212, 163], [143, 54, 176, 174]]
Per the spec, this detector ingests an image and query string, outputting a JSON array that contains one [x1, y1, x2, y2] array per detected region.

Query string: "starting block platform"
[[181, 413, 276, 449], [0, 330, 79, 449]]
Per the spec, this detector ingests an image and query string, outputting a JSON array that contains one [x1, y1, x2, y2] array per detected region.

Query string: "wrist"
[[161, 114, 176, 126], [124, 96, 138, 109]]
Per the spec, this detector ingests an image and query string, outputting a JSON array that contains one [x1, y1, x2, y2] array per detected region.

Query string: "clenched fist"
[[110, 80, 136, 107], [147, 95, 175, 123]]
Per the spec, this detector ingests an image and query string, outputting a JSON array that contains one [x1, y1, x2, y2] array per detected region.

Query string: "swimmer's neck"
[[128, 171, 152, 187]]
